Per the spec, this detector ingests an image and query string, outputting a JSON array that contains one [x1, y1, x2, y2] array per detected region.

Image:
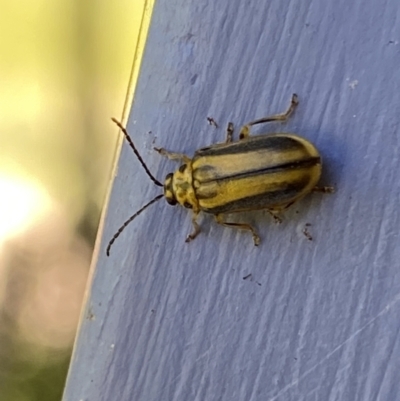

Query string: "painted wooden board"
[[63, 0, 400, 400]]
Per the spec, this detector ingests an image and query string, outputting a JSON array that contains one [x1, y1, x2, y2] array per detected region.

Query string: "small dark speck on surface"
[[190, 74, 198, 85]]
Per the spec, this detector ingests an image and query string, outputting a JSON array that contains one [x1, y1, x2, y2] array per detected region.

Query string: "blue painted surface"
[[64, 0, 400, 400]]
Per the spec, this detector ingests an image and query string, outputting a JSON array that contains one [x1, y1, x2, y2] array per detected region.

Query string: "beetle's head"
[[163, 164, 199, 211]]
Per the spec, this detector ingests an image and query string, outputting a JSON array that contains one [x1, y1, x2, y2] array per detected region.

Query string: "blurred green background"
[[0, 1, 152, 400]]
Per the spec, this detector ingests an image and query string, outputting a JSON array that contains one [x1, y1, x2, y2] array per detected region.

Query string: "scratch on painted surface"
[[268, 294, 400, 401]]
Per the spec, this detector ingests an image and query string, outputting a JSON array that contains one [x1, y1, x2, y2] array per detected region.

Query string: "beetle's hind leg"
[[154, 147, 191, 164], [266, 201, 298, 224], [239, 94, 299, 140], [267, 209, 283, 224], [215, 214, 260, 246]]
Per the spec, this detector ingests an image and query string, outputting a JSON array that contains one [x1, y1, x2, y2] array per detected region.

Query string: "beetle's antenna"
[[111, 118, 163, 187], [106, 194, 163, 256]]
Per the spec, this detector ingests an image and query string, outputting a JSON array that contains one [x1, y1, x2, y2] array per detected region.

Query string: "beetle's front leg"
[[239, 94, 299, 140], [215, 214, 260, 246], [154, 147, 191, 164], [185, 211, 201, 243]]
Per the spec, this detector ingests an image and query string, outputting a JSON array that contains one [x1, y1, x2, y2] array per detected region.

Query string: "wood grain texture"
[[63, 0, 400, 400]]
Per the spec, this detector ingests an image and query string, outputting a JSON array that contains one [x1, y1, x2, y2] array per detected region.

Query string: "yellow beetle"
[[107, 94, 333, 255]]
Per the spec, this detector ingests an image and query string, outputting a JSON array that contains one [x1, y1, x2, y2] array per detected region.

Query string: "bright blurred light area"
[[0, 170, 89, 351], [0, 185, 87, 356], [0, 0, 144, 399], [0, 173, 51, 242]]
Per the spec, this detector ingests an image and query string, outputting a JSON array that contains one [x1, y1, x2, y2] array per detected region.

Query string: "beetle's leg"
[[313, 186, 335, 193], [267, 209, 283, 224], [154, 147, 191, 164], [267, 202, 298, 223], [185, 212, 201, 243], [246, 93, 298, 126], [215, 214, 260, 246], [239, 94, 299, 140], [225, 122, 234, 143]]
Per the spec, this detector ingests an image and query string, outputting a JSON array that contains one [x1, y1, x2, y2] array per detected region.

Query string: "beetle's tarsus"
[[186, 230, 199, 242], [226, 122, 234, 143], [186, 215, 200, 242], [185, 235, 195, 243], [253, 234, 261, 246], [207, 117, 219, 128]]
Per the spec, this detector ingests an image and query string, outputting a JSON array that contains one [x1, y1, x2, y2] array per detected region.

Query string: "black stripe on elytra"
[[194, 156, 321, 185], [202, 178, 310, 214], [195, 135, 304, 157]]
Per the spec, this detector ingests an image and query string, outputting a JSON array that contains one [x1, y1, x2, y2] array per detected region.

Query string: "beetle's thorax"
[[164, 163, 199, 211]]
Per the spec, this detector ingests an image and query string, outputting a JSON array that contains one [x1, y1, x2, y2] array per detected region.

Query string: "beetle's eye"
[[183, 201, 192, 209], [167, 197, 177, 206], [164, 173, 177, 206]]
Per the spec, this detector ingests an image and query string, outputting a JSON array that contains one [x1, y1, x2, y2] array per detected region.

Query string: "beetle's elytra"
[[107, 94, 333, 255]]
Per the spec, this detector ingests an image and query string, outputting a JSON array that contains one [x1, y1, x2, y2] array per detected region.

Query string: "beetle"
[[106, 94, 333, 255]]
